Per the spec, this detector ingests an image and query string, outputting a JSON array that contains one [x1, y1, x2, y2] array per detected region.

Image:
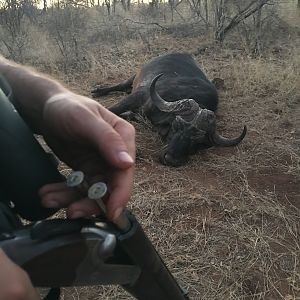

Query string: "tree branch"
[[123, 18, 167, 30], [216, 0, 273, 42]]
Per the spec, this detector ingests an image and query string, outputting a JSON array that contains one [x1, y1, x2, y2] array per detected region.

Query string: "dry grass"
[[47, 31, 300, 299]]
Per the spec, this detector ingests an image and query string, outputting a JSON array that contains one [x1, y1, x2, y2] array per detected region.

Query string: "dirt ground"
[[39, 30, 300, 300]]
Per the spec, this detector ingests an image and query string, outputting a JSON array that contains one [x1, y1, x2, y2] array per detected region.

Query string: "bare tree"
[[213, 0, 226, 40], [203, 0, 208, 25], [169, 0, 175, 21], [253, 1, 262, 55], [113, 0, 117, 13], [104, 0, 111, 14], [45, 7, 87, 72], [121, 0, 130, 11], [187, 0, 202, 19], [149, 0, 159, 10], [43, 0, 47, 11], [0, 0, 33, 61], [167, 0, 184, 22], [187, 0, 209, 27], [214, 0, 273, 42]]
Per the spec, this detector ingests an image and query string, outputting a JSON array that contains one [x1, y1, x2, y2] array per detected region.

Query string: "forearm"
[[0, 55, 68, 133]]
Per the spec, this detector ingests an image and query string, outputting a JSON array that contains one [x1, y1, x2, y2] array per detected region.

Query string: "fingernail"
[[43, 201, 59, 208], [118, 151, 134, 164], [70, 211, 86, 219], [113, 207, 123, 221]]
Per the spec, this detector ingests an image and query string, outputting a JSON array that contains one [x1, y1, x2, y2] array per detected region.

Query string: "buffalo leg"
[[109, 91, 146, 116], [91, 76, 135, 98], [119, 112, 145, 122]]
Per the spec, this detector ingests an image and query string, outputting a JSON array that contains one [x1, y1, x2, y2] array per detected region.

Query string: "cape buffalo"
[[92, 53, 247, 166]]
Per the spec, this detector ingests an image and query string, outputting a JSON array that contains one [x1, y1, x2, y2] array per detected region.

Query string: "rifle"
[[0, 75, 189, 300]]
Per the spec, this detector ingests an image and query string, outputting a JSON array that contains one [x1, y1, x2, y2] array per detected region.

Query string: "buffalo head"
[[150, 74, 247, 166]]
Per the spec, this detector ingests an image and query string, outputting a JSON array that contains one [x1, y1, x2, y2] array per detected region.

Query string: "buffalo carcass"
[[92, 53, 247, 166]]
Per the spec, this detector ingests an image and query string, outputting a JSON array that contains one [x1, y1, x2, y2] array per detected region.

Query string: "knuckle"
[[103, 129, 121, 143], [125, 122, 136, 137], [119, 120, 135, 137]]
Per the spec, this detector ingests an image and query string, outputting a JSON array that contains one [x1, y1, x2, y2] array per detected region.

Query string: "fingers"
[[95, 109, 135, 219], [66, 198, 101, 219], [39, 182, 101, 218], [39, 182, 80, 208], [41, 98, 136, 221], [113, 117, 136, 159], [39, 182, 81, 208], [82, 107, 135, 170], [39, 169, 133, 221], [44, 95, 135, 170]]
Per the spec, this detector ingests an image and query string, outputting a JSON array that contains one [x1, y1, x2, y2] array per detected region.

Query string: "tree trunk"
[[204, 0, 208, 28], [215, 0, 226, 41], [105, 0, 111, 15], [215, 0, 270, 43], [169, 0, 174, 22], [121, 0, 127, 10], [43, 0, 47, 11], [113, 0, 116, 14], [253, 1, 262, 55]]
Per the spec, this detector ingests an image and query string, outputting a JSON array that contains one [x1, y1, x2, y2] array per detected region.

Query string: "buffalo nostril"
[[159, 151, 173, 166], [164, 153, 173, 164], [162, 152, 184, 167], [159, 151, 170, 165]]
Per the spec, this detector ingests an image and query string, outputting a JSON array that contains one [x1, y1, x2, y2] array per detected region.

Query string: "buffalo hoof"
[[91, 85, 111, 97], [212, 77, 225, 90]]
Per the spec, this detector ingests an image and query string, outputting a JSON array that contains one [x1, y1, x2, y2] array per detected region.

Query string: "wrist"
[[45, 92, 74, 105], [42, 92, 74, 130]]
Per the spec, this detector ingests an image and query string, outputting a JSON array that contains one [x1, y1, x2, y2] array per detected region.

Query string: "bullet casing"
[[66, 171, 89, 194]]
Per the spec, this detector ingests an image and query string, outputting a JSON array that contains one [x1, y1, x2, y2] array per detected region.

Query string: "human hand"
[[38, 92, 135, 221], [0, 249, 40, 300]]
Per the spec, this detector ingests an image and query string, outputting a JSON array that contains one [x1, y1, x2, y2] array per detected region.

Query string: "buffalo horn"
[[209, 126, 247, 147], [150, 73, 185, 112]]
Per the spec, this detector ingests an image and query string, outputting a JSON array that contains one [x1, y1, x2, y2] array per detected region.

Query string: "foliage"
[[0, 0, 297, 72]]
